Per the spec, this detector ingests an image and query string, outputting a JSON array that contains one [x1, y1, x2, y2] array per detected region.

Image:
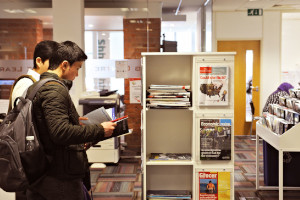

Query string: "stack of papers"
[[146, 84, 191, 108]]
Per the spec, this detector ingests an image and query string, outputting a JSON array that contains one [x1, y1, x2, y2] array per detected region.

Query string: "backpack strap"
[[8, 75, 36, 113], [27, 78, 67, 101]]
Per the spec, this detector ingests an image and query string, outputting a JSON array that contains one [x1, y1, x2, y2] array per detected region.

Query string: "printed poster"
[[115, 60, 142, 78], [129, 78, 141, 104], [199, 171, 231, 200], [115, 60, 128, 78], [200, 119, 231, 160], [198, 66, 229, 106]]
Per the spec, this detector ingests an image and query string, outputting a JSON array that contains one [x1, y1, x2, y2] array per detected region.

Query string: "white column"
[[260, 11, 281, 113], [52, 0, 85, 115]]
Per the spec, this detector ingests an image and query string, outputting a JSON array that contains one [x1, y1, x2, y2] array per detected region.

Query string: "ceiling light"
[[204, 0, 211, 6], [121, 8, 129, 12], [42, 22, 52, 25], [25, 9, 37, 14], [4, 9, 24, 14], [88, 24, 94, 28], [175, 0, 182, 15], [129, 8, 138, 11]]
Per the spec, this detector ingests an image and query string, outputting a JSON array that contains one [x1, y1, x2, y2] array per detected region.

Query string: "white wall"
[[214, 12, 262, 40], [213, 11, 281, 113], [261, 11, 281, 110], [282, 14, 300, 71], [53, 0, 85, 116]]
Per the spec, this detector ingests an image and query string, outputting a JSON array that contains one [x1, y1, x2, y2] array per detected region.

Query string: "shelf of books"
[[141, 52, 235, 200]]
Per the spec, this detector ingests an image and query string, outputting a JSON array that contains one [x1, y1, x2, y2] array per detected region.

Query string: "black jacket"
[[27, 72, 105, 180]]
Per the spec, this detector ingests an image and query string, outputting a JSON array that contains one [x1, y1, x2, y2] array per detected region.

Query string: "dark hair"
[[33, 40, 59, 69], [48, 40, 87, 70]]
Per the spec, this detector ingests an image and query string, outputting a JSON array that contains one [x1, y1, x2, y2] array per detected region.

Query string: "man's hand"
[[79, 117, 88, 125], [101, 121, 116, 137]]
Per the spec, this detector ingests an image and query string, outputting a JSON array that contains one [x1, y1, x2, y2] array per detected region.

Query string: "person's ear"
[[35, 57, 42, 69], [62, 60, 69, 70]]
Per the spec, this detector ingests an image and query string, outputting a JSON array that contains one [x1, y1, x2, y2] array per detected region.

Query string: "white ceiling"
[[213, 0, 300, 11], [0, 0, 300, 30]]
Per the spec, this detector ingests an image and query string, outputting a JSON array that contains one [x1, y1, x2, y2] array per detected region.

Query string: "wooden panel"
[[217, 41, 260, 135]]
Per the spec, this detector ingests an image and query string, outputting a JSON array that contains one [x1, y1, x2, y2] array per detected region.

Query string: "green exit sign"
[[247, 9, 263, 16]]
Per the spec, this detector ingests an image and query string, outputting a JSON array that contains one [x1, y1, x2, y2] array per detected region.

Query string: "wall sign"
[[129, 78, 141, 104], [0, 60, 32, 79], [247, 9, 263, 16]]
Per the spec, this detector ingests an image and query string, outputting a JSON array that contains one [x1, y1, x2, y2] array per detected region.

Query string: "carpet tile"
[[90, 136, 300, 199], [234, 136, 300, 200], [91, 156, 141, 199]]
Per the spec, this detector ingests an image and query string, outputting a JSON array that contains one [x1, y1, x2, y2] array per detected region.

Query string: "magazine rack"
[[256, 122, 300, 200], [141, 52, 235, 200]]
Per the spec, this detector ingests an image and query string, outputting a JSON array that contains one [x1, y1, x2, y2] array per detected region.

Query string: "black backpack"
[[0, 78, 64, 192], [7, 74, 36, 113]]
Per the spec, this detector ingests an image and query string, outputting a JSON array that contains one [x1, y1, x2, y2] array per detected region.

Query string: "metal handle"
[[251, 86, 259, 92]]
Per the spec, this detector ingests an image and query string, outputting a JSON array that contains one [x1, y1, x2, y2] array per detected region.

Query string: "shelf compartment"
[[146, 157, 194, 166], [144, 55, 192, 87], [145, 109, 193, 154], [146, 165, 193, 190]]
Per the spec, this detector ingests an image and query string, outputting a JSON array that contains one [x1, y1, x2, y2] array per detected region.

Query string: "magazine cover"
[[198, 66, 229, 106], [200, 119, 231, 160], [199, 171, 231, 200]]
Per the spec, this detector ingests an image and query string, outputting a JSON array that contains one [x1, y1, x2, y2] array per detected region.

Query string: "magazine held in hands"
[[80, 107, 129, 138], [198, 66, 229, 106]]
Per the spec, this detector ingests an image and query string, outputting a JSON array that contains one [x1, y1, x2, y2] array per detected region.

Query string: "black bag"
[[7, 74, 36, 113], [0, 78, 64, 192]]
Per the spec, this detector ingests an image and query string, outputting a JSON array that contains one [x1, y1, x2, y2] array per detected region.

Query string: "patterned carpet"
[[90, 153, 142, 200], [89, 136, 300, 200], [234, 136, 300, 200]]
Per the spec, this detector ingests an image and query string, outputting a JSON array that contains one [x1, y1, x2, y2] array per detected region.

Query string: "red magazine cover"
[[199, 172, 218, 200]]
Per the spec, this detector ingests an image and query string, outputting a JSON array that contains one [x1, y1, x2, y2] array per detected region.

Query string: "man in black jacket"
[[26, 41, 116, 200]]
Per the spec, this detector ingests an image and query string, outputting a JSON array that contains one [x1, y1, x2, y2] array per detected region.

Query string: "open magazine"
[[80, 107, 129, 138]]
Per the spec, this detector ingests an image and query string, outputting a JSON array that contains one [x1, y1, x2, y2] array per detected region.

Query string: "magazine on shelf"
[[198, 66, 229, 106], [149, 153, 192, 161], [80, 107, 130, 138], [200, 119, 231, 160], [146, 84, 191, 108], [149, 84, 190, 90], [147, 190, 192, 199], [198, 171, 231, 200]]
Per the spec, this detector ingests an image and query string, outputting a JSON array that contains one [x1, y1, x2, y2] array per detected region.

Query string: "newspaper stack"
[[146, 84, 191, 108]]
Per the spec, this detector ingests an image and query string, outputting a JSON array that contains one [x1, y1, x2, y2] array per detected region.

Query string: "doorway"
[[217, 40, 260, 135]]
